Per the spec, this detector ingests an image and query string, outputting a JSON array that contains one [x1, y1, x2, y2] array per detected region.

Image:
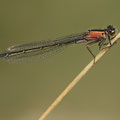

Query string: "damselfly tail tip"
[[0, 53, 7, 58]]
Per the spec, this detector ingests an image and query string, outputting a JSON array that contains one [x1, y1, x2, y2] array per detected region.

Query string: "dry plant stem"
[[38, 33, 120, 120]]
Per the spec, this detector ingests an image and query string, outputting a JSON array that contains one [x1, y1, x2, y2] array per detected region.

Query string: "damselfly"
[[0, 25, 116, 63]]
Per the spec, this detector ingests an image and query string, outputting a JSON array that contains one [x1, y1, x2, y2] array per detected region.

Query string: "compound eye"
[[111, 30, 115, 36]]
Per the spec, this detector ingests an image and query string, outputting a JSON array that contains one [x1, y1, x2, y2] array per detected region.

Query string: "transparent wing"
[[4, 43, 66, 63], [0, 32, 86, 63]]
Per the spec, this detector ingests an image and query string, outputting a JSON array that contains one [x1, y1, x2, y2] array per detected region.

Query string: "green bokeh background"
[[0, 0, 120, 120]]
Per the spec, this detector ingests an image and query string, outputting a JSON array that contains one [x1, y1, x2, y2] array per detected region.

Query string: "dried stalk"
[[38, 33, 120, 120]]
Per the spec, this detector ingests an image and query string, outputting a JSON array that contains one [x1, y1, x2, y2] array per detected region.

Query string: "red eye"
[[111, 31, 115, 36]]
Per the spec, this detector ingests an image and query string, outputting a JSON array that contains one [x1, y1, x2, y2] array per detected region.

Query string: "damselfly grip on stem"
[[0, 25, 116, 63]]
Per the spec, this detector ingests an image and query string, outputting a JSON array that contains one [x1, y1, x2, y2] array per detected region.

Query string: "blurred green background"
[[0, 0, 120, 120]]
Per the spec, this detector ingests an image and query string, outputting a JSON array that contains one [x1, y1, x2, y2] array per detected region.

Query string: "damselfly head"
[[106, 25, 116, 36]]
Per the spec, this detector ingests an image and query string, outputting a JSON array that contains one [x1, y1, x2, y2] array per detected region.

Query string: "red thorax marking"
[[85, 31, 106, 39]]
